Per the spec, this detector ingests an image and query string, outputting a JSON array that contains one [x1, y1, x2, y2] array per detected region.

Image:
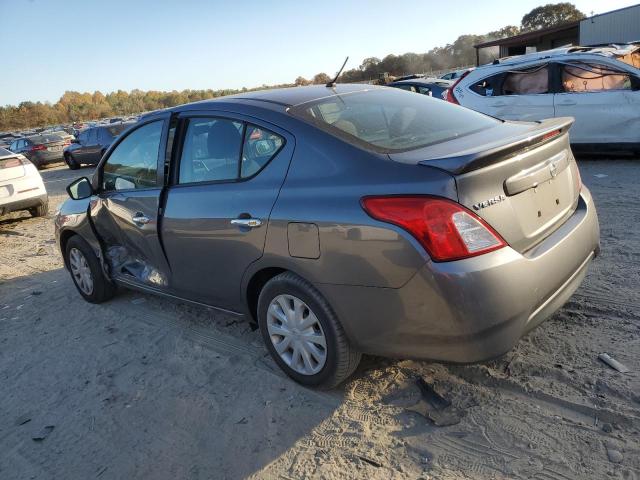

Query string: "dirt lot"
[[1, 160, 639, 480]]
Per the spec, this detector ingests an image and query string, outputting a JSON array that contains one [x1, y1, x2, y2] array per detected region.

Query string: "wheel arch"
[[244, 267, 288, 323], [59, 229, 78, 269]]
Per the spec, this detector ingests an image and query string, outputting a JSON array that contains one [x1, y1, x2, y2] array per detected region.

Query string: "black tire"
[[257, 272, 361, 389], [65, 153, 79, 170], [28, 202, 48, 217], [65, 235, 116, 303]]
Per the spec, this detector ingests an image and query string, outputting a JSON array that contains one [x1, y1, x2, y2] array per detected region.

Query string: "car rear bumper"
[[318, 187, 600, 362], [0, 192, 48, 215], [28, 150, 64, 165]]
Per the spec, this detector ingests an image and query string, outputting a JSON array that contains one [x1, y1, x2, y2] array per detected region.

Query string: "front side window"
[[102, 121, 162, 191], [560, 62, 632, 93], [471, 64, 549, 96], [289, 88, 498, 153]]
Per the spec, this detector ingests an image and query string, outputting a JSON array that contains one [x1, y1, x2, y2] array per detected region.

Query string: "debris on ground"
[[32, 425, 55, 441], [405, 377, 464, 426], [14, 414, 31, 426], [598, 353, 630, 373]]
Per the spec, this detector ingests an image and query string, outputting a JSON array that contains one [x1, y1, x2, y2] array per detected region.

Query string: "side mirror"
[[67, 177, 93, 200]]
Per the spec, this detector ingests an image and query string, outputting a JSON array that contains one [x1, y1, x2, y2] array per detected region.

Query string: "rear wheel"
[[65, 153, 79, 170], [29, 202, 48, 217], [65, 235, 116, 303], [257, 272, 361, 389]]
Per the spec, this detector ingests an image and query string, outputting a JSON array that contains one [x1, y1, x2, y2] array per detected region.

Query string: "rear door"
[[90, 116, 172, 289], [553, 60, 640, 144], [161, 112, 294, 310], [464, 63, 555, 121]]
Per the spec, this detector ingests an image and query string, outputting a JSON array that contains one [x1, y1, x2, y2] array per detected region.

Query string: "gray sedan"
[[55, 84, 599, 388]]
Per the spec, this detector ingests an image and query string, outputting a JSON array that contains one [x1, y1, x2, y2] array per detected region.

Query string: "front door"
[[474, 63, 555, 121], [90, 118, 172, 289], [161, 113, 294, 310], [553, 61, 640, 144]]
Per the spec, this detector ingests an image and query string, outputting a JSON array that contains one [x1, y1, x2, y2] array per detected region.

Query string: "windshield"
[[289, 88, 499, 153]]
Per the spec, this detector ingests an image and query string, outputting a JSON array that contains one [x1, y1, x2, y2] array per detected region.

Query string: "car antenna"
[[326, 56, 349, 88]]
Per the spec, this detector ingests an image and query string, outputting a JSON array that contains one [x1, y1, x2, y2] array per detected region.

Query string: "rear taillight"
[[542, 129, 561, 141], [445, 70, 471, 105], [30, 144, 46, 152], [361, 196, 507, 262], [0, 157, 30, 169]]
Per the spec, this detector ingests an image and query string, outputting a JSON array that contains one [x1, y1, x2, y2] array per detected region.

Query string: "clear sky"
[[1, 0, 637, 106]]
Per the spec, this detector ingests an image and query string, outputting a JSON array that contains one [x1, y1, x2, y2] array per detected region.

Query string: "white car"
[[446, 44, 640, 151], [0, 147, 48, 217]]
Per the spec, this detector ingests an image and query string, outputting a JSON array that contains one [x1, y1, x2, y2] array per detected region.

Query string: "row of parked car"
[[0, 117, 137, 218], [0, 117, 138, 170]]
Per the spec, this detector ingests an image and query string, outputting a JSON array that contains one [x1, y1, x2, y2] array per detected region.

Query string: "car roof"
[[482, 42, 640, 68], [139, 84, 385, 122]]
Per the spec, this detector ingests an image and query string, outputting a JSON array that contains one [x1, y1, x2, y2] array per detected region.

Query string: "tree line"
[[0, 3, 584, 131]]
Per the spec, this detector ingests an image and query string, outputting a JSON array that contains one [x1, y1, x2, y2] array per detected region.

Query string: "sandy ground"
[[0, 159, 638, 480]]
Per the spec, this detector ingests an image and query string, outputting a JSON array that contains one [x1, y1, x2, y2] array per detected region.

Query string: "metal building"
[[580, 4, 640, 45]]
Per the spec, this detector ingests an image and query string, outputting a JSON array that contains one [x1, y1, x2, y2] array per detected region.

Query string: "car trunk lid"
[[389, 117, 581, 253]]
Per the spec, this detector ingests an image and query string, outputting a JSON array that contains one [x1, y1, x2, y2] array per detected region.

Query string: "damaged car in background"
[[447, 43, 640, 153], [55, 84, 599, 388]]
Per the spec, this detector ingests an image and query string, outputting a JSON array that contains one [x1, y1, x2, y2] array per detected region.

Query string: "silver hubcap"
[[69, 247, 94, 295], [266, 294, 327, 375]]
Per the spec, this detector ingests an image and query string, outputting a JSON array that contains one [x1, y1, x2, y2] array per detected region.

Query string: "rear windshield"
[[28, 134, 63, 144], [105, 124, 129, 137], [289, 88, 499, 153]]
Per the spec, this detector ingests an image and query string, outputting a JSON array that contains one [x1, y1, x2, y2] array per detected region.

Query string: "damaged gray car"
[[55, 84, 600, 388]]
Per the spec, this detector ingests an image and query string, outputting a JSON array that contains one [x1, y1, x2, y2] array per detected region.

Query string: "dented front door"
[[90, 118, 172, 289]]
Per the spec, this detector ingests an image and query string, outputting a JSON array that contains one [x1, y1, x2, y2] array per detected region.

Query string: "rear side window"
[[178, 118, 284, 184], [102, 121, 162, 191], [289, 88, 498, 153], [560, 62, 632, 92]]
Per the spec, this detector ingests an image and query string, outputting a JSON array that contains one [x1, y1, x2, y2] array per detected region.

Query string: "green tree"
[[521, 3, 585, 31], [312, 73, 331, 85]]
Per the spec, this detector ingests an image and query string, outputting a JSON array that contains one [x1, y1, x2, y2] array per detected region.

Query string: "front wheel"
[[257, 272, 361, 389], [65, 235, 116, 303]]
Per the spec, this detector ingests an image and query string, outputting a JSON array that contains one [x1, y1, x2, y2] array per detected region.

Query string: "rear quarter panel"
[[255, 123, 458, 289]]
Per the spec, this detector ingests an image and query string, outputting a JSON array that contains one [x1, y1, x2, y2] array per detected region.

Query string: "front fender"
[[54, 197, 105, 273]]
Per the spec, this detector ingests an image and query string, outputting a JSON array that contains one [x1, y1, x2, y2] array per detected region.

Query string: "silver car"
[[55, 85, 600, 388]]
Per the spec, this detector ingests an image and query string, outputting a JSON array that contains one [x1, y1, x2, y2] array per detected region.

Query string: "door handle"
[[230, 218, 262, 228], [132, 213, 150, 225]]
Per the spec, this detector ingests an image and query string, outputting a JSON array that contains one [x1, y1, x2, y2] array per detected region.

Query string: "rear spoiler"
[[418, 117, 574, 175]]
